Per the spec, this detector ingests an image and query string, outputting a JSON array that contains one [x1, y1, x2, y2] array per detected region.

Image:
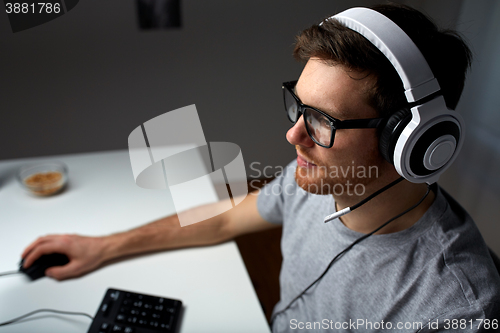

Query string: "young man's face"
[[286, 58, 394, 196]]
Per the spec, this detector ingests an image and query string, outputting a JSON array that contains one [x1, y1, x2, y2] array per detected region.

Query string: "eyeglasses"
[[282, 80, 385, 148]]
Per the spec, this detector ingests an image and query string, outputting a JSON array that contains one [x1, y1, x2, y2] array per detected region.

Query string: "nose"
[[286, 115, 315, 148]]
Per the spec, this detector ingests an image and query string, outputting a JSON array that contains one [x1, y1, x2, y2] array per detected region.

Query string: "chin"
[[294, 165, 377, 198], [294, 166, 333, 195]]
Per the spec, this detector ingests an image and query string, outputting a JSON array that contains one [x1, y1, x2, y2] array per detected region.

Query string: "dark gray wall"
[[0, 0, 461, 172], [0, 0, 368, 166]]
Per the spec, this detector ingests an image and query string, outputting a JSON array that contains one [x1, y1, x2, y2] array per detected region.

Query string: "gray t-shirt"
[[257, 161, 500, 332]]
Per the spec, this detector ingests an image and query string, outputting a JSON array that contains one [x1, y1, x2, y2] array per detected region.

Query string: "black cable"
[[271, 183, 431, 325], [0, 309, 94, 327], [0, 271, 21, 277], [350, 177, 404, 211]]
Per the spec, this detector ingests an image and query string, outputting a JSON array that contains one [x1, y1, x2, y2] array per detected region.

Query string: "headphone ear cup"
[[383, 97, 463, 183], [379, 108, 412, 165], [406, 117, 461, 177]]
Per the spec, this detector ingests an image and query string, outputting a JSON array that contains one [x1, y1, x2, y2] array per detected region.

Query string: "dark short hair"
[[293, 3, 472, 116]]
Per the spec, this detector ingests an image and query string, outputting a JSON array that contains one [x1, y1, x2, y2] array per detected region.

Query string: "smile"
[[297, 154, 317, 168]]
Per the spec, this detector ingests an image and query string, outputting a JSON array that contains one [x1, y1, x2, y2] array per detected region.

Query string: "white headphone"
[[327, 7, 464, 184]]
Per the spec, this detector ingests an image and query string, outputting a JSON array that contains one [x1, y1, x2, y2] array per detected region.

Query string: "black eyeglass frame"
[[282, 80, 385, 148]]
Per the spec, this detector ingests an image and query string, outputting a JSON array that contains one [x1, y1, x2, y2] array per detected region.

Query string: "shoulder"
[[421, 185, 500, 317], [255, 160, 302, 224]]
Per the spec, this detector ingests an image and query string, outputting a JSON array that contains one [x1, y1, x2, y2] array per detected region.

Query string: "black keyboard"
[[87, 288, 182, 333]]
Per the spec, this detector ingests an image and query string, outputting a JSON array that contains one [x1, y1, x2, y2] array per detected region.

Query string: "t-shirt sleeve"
[[256, 160, 297, 225]]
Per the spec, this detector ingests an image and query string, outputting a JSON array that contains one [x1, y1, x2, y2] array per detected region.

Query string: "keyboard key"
[[116, 314, 126, 322], [110, 291, 120, 301], [101, 302, 113, 317], [99, 322, 111, 332], [112, 325, 123, 332]]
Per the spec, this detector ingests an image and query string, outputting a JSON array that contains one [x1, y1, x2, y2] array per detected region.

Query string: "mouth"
[[296, 153, 317, 168]]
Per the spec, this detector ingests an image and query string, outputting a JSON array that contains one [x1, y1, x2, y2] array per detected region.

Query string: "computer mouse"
[[19, 253, 70, 281]]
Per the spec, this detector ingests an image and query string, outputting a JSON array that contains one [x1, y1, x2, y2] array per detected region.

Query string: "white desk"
[[0, 150, 271, 333]]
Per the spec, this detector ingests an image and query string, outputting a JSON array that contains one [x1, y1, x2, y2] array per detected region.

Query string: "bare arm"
[[100, 192, 275, 259], [21, 192, 277, 280]]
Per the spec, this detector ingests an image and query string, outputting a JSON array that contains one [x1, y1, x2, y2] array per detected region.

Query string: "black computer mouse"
[[19, 253, 70, 280]]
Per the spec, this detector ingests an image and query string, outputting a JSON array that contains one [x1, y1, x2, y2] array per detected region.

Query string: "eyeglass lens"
[[284, 87, 299, 122], [304, 108, 332, 146], [284, 87, 333, 147]]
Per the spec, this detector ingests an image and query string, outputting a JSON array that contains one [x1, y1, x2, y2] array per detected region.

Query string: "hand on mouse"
[[21, 234, 108, 281]]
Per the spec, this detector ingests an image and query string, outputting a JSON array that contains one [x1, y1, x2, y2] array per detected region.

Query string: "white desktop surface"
[[0, 150, 271, 333]]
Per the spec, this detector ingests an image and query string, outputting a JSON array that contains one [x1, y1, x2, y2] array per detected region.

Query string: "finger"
[[45, 262, 81, 281], [21, 235, 57, 258], [23, 243, 68, 269], [21, 237, 47, 259]]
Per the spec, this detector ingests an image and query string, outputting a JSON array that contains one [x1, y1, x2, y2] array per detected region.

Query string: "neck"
[[333, 176, 435, 234]]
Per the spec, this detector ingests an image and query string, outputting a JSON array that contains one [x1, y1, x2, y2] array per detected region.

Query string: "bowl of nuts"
[[17, 162, 68, 196]]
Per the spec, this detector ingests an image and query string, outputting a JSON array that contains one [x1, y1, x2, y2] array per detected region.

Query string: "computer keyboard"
[[87, 288, 182, 333]]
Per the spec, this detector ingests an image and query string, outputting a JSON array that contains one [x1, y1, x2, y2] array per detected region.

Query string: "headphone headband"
[[328, 8, 440, 103], [322, 7, 464, 184]]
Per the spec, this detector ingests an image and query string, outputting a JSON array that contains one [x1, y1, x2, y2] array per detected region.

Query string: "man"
[[22, 3, 500, 332]]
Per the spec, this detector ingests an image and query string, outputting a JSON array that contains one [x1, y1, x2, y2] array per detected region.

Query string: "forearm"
[[99, 193, 275, 263], [100, 202, 232, 262]]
